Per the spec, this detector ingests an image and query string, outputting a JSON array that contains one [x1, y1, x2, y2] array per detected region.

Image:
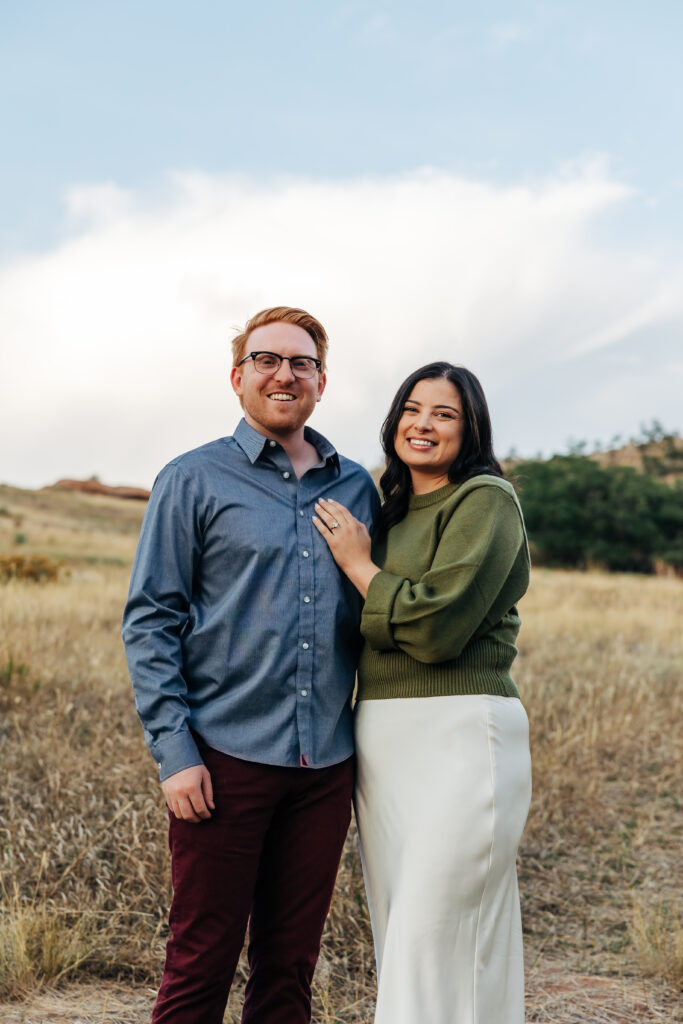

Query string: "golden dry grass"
[[0, 485, 681, 1022]]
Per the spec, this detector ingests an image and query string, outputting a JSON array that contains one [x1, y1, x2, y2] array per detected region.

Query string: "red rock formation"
[[46, 479, 150, 501]]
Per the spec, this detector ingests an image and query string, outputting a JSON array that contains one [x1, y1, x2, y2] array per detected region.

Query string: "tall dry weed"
[[631, 898, 683, 989]]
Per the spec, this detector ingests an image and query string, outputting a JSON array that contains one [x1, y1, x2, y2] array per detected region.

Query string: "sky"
[[1, 1, 682, 488]]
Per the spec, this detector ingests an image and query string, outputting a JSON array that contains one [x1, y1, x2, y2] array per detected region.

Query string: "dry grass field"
[[0, 483, 681, 1022]]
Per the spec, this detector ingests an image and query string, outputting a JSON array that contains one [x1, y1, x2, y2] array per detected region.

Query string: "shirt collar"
[[232, 417, 340, 471]]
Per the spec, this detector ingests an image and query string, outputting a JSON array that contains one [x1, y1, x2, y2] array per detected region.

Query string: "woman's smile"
[[406, 437, 437, 448]]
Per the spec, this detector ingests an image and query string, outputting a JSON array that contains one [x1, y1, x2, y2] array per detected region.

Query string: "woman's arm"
[[312, 498, 382, 599], [361, 487, 527, 663]]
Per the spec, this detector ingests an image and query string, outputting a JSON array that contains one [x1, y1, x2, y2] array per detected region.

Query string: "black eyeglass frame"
[[238, 351, 323, 378]]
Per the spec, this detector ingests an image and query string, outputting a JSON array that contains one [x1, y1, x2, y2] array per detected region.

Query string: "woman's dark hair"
[[377, 362, 503, 536]]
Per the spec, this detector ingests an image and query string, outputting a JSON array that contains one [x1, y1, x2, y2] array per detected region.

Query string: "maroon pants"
[[151, 745, 354, 1024]]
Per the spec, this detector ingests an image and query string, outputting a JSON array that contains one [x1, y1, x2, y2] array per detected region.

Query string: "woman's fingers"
[[320, 499, 350, 516], [313, 515, 334, 544], [314, 500, 342, 533], [314, 499, 370, 545], [313, 500, 348, 558], [315, 498, 352, 531], [313, 499, 377, 596], [313, 502, 332, 531]]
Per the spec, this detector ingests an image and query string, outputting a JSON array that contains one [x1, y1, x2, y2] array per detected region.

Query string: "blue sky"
[[4, 1, 682, 253], [2, 1, 682, 486]]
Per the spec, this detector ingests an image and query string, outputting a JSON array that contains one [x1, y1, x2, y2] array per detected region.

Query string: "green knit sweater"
[[357, 475, 530, 701]]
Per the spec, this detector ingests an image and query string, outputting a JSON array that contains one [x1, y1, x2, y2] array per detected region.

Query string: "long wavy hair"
[[377, 362, 503, 536]]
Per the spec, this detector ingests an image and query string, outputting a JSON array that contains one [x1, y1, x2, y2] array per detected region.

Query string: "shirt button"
[[302, 642, 309, 649], [303, 595, 311, 603], [301, 689, 308, 696], [299, 510, 304, 516], [269, 440, 277, 447], [302, 550, 309, 557], [282, 471, 291, 479]]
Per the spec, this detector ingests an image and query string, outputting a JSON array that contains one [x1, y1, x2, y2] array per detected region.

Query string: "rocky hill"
[[590, 433, 683, 483], [46, 477, 150, 501]]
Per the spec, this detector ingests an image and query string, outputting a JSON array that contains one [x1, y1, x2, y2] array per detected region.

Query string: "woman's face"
[[394, 377, 465, 493]]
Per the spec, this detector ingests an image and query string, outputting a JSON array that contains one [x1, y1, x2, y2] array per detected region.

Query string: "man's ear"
[[316, 372, 327, 402], [230, 365, 244, 398]]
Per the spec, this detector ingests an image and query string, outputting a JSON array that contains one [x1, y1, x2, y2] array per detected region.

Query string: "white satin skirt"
[[355, 694, 532, 1024]]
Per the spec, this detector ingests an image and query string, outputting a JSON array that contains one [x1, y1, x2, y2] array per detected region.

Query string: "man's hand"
[[162, 764, 215, 823]]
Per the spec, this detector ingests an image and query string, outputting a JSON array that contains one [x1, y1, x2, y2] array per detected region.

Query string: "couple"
[[122, 305, 532, 1024]]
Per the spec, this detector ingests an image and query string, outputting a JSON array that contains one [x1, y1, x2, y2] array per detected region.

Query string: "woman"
[[313, 362, 532, 1024]]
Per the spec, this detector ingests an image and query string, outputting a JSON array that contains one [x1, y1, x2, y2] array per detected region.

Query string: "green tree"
[[515, 456, 682, 573]]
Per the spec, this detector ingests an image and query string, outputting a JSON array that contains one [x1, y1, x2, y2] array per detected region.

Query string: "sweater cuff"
[[150, 730, 204, 782], [361, 571, 405, 650]]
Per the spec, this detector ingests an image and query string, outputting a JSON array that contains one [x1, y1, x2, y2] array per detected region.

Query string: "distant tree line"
[[512, 453, 683, 574]]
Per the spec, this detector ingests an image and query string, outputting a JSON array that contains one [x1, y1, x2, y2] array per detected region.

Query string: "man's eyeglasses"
[[239, 351, 322, 379]]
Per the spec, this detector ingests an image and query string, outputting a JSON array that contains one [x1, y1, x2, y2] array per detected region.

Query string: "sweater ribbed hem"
[[357, 637, 521, 701]]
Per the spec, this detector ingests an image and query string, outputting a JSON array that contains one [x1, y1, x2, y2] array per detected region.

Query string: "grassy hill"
[[0, 485, 681, 1021]]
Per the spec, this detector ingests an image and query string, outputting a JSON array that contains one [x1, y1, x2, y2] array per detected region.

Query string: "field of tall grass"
[[0, 484, 681, 1022]]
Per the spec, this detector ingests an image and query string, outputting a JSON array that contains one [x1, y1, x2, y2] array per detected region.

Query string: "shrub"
[[0, 555, 60, 583]]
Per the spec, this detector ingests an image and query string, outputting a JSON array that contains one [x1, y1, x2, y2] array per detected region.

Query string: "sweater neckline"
[[408, 481, 459, 510]]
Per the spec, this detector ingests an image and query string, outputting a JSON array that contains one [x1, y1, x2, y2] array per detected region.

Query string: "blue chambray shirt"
[[122, 419, 380, 781]]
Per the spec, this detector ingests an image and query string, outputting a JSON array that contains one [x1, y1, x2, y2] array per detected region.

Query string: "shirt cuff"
[[361, 570, 405, 651], [152, 730, 204, 782]]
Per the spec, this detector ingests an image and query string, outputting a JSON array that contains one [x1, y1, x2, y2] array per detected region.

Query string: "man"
[[122, 306, 379, 1024]]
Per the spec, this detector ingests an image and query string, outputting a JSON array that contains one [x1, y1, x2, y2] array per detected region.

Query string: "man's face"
[[230, 321, 327, 439]]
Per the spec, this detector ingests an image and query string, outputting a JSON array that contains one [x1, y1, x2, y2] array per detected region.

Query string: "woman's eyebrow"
[[405, 400, 459, 412]]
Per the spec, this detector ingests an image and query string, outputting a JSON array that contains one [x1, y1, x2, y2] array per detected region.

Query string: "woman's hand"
[[313, 498, 381, 599]]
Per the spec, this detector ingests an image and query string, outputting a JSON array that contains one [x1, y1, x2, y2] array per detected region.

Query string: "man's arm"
[[122, 462, 214, 819]]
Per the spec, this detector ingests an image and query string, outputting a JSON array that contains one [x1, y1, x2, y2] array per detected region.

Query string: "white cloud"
[[567, 287, 682, 358], [1, 164, 681, 488]]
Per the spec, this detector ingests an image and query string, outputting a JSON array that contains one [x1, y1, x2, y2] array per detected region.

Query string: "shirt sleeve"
[[361, 486, 525, 664], [121, 463, 205, 780]]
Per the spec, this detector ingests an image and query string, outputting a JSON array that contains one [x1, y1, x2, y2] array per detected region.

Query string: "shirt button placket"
[[296, 495, 314, 765]]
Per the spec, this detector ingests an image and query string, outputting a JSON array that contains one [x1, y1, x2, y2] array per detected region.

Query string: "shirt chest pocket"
[[199, 503, 298, 581]]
